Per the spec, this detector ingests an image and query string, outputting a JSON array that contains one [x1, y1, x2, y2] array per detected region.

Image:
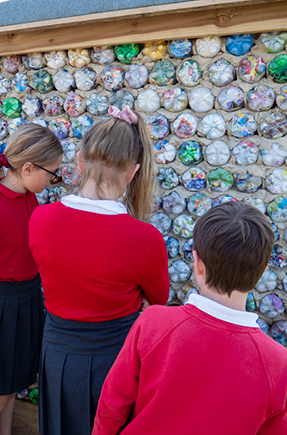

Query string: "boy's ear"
[[193, 250, 205, 278]]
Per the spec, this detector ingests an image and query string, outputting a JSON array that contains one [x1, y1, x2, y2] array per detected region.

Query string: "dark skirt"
[[0, 274, 44, 395], [39, 310, 139, 435]]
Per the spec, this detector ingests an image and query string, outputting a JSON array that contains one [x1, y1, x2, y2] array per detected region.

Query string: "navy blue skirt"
[[0, 274, 44, 395], [39, 311, 139, 435]]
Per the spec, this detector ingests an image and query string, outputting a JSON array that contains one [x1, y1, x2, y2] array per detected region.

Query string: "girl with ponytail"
[[0, 123, 63, 435], [29, 106, 169, 435]]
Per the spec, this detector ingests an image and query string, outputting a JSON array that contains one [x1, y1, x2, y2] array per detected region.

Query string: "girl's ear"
[[22, 162, 34, 177], [127, 163, 140, 183], [77, 151, 84, 172]]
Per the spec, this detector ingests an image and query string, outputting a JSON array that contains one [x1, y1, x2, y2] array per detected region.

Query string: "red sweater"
[[29, 202, 169, 322], [0, 183, 38, 282], [93, 304, 287, 435]]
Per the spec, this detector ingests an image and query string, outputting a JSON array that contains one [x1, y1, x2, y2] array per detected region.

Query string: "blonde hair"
[[4, 123, 63, 170], [80, 112, 155, 221]]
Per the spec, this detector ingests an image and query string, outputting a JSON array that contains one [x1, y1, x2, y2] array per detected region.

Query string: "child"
[[29, 106, 169, 435], [0, 123, 63, 435], [93, 201, 287, 435]]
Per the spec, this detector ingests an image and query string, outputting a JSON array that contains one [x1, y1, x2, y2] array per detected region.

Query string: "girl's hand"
[[140, 292, 151, 312]]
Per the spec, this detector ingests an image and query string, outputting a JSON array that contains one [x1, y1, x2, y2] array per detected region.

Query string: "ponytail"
[[0, 152, 10, 168]]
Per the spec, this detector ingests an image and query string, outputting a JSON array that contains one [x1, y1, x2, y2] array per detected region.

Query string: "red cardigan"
[[93, 304, 287, 435], [0, 183, 38, 282], [29, 202, 169, 322]]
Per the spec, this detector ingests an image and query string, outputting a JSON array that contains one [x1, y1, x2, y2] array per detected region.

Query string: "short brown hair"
[[193, 202, 274, 296]]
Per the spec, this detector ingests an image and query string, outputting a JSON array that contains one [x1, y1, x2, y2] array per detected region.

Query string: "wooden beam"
[[0, 0, 286, 55], [0, 0, 283, 34]]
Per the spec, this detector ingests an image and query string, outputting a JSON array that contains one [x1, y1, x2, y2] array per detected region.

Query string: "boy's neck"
[[199, 286, 248, 312]]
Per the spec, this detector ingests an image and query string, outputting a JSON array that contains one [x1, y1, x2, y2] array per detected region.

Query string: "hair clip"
[[108, 105, 138, 125], [0, 152, 10, 168]]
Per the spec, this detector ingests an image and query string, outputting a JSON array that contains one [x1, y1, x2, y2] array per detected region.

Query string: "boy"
[[92, 202, 287, 435]]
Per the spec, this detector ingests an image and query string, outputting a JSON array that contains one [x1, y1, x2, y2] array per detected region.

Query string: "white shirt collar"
[[61, 194, 128, 215], [186, 294, 259, 328]]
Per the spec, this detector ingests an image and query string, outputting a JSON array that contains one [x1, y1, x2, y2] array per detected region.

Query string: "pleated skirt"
[[39, 310, 139, 435], [0, 274, 44, 395]]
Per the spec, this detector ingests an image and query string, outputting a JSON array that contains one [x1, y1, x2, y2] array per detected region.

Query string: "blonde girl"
[[0, 123, 63, 435], [29, 106, 169, 435]]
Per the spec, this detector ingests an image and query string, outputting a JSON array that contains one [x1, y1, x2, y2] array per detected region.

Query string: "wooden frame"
[[0, 0, 286, 55]]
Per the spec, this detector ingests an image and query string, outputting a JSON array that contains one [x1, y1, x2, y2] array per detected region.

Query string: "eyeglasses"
[[33, 164, 61, 183]]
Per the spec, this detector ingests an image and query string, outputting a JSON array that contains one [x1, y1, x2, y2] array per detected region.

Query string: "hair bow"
[[0, 152, 10, 168], [108, 105, 138, 125]]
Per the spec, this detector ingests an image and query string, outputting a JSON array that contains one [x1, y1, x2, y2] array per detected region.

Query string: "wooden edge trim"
[[0, 0, 283, 34]]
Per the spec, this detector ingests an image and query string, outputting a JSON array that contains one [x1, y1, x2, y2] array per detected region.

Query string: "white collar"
[[61, 194, 128, 215], [186, 294, 259, 328]]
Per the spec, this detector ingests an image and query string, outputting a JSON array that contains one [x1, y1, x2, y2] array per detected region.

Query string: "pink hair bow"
[[108, 105, 138, 125], [0, 152, 10, 168]]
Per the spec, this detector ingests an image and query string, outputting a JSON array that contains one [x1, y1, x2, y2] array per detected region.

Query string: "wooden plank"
[[0, 0, 283, 34], [12, 400, 39, 435], [0, 0, 286, 55]]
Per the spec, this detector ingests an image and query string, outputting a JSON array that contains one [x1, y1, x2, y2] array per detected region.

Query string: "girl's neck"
[[80, 179, 121, 201], [0, 170, 26, 193]]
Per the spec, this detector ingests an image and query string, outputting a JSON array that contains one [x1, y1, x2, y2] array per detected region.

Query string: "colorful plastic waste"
[[91, 46, 116, 65], [163, 191, 186, 214], [230, 113, 257, 138], [157, 167, 179, 189], [31, 70, 54, 93], [265, 168, 287, 194], [72, 115, 93, 138], [246, 85, 275, 111], [68, 48, 91, 68], [208, 168, 234, 192], [171, 113, 198, 139], [146, 114, 170, 139], [182, 167, 207, 191], [125, 64, 149, 88], [86, 93, 109, 116], [100, 65, 124, 91], [267, 196, 287, 222], [259, 112, 287, 139], [232, 140, 259, 165], [64, 94, 86, 117], [169, 259, 191, 282], [169, 39, 192, 59], [172, 214, 195, 238], [176, 60, 202, 87], [149, 60, 176, 86], [259, 294, 285, 318], [255, 270, 278, 292], [268, 54, 287, 83], [187, 193, 212, 216], [150, 212, 172, 235], [22, 96, 43, 117], [163, 87, 188, 112], [142, 41, 167, 61], [153, 140, 177, 164], [235, 172, 262, 193], [164, 236, 179, 258], [115, 43, 140, 64], [238, 55, 266, 83], [53, 69, 75, 93], [75, 67, 97, 91], [217, 85, 244, 112], [2, 97, 22, 118], [177, 140, 203, 165], [225, 34, 254, 56], [208, 59, 236, 87]]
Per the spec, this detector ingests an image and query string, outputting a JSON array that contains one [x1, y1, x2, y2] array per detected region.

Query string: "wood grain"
[[0, 0, 286, 55], [0, 0, 284, 34], [12, 400, 39, 435]]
